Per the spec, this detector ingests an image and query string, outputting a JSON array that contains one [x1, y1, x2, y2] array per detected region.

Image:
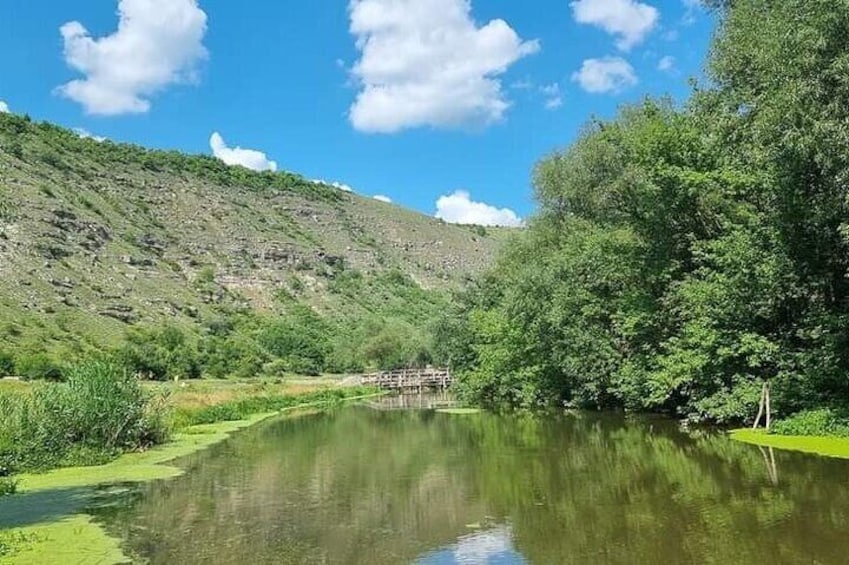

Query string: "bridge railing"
[[360, 368, 452, 390]]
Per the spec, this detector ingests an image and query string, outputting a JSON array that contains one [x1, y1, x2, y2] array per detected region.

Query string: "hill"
[[0, 113, 508, 371]]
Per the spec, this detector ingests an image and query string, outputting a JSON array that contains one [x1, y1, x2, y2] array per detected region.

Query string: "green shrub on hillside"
[[117, 326, 201, 381], [258, 306, 331, 375]]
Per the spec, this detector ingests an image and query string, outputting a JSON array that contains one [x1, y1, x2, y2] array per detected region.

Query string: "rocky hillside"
[[0, 113, 507, 357]]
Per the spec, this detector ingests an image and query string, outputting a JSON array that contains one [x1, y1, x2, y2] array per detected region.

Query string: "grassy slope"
[[0, 113, 509, 358]]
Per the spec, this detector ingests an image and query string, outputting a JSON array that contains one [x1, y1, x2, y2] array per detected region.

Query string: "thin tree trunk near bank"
[[753, 382, 771, 430], [765, 382, 771, 430]]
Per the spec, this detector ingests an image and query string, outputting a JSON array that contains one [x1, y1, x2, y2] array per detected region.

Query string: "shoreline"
[[0, 391, 384, 564]]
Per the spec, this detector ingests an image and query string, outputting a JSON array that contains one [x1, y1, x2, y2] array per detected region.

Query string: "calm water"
[[93, 404, 849, 564]]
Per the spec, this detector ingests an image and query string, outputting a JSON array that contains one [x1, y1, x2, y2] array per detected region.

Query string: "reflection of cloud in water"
[[416, 525, 527, 564]]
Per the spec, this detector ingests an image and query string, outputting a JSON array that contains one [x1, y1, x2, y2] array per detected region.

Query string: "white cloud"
[[572, 57, 638, 94], [435, 190, 522, 227], [57, 0, 208, 115], [681, 0, 702, 25], [313, 179, 354, 193], [348, 0, 540, 133], [540, 83, 562, 110], [210, 132, 278, 172], [73, 128, 107, 142], [373, 195, 392, 203], [571, 0, 659, 51], [0, 101, 8, 113], [658, 55, 675, 72]]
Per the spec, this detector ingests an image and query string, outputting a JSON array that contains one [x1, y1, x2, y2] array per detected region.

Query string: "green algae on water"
[[0, 516, 126, 565], [730, 429, 849, 459]]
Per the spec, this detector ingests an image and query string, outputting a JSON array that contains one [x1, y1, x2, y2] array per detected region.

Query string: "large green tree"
[[449, 0, 849, 423]]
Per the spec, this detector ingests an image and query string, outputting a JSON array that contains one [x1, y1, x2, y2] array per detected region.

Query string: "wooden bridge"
[[359, 367, 453, 391]]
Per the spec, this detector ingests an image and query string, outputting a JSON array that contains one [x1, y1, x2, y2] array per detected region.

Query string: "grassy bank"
[[730, 429, 849, 459], [728, 408, 849, 459], [0, 375, 380, 563]]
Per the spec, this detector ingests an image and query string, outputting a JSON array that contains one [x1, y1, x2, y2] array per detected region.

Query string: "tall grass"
[[0, 361, 169, 476]]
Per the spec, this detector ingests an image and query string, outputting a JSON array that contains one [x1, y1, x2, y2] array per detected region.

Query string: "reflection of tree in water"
[[462, 413, 849, 564], [97, 409, 849, 564]]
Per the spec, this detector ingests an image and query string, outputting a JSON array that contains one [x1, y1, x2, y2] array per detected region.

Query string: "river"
[[91, 400, 849, 564]]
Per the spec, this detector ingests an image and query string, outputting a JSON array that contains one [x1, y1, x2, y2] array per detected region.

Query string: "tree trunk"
[[765, 382, 771, 430], [753, 382, 767, 430]]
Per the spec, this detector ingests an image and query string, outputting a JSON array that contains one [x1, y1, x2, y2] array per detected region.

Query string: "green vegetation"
[[442, 0, 849, 430], [0, 361, 168, 476], [0, 358, 377, 489], [771, 409, 849, 438]]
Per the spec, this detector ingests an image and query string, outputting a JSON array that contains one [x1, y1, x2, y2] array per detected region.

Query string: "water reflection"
[[93, 408, 849, 564], [364, 392, 457, 410], [417, 526, 526, 564]]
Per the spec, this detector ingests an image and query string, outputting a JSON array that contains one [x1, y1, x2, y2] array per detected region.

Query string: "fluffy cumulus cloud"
[[435, 190, 522, 227], [348, 0, 540, 133], [0, 101, 8, 113], [572, 57, 638, 94], [313, 179, 354, 193], [57, 0, 208, 115], [210, 133, 278, 172], [571, 0, 659, 51], [73, 128, 107, 142], [373, 195, 392, 203], [658, 55, 676, 72]]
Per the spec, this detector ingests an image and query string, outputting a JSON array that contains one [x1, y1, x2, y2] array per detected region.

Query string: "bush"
[[0, 360, 169, 473], [14, 353, 63, 381], [117, 326, 201, 381], [772, 409, 849, 437], [59, 361, 169, 450], [0, 477, 18, 497], [258, 312, 330, 376], [0, 351, 13, 376]]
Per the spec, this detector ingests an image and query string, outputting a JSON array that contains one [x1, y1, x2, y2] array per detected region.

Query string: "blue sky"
[[0, 0, 715, 225]]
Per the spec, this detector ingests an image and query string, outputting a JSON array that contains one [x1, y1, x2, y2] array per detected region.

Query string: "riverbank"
[[0, 386, 382, 564]]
